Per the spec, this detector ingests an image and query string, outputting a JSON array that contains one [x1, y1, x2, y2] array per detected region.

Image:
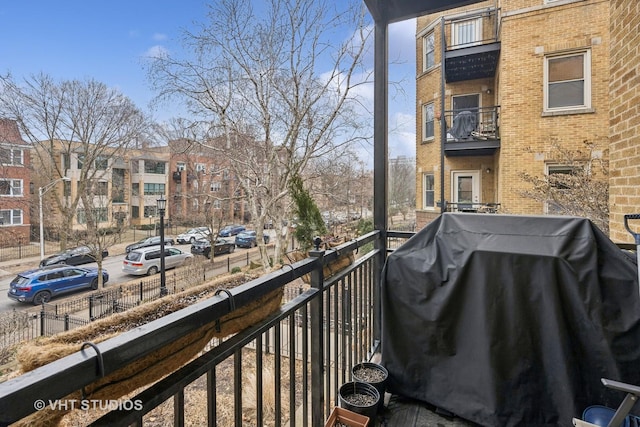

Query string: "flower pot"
[[338, 381, 380, 425], [324, 406, 370, 427], [352, 362, 388, 412]]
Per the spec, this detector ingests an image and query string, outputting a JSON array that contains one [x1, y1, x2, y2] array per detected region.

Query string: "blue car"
[[219, 224, 246, 237], [235, 230, 270, 248], [7, 265, 109, 305]]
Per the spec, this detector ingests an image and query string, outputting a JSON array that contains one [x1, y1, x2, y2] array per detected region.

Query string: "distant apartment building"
[[415, 0, 610, 228], [168, 138, 245, 226], [0, 119, 31, 244]]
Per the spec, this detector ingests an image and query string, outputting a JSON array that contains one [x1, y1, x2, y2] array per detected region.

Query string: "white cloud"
[[153, 33, 168, 41], [144, 45, 169, 59]]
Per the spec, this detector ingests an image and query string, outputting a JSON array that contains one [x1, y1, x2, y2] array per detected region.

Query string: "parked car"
[[39, 245, 109, 268], [8, 265, 109, 305], [122, 246, 194, 276], [235, 231, 270, 248], [190, 238, 235, 258], [219, 224, 246, 237], [125, 236, 175, 253], [176, 227, 211, 244]]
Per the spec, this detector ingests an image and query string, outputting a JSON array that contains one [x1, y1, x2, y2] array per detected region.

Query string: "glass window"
[[423, 173, 435, 209], [143, 206, 157, 217], [545, 51, 590, 111], [422, 102, 435, 141], [77, 154, 85, 170], [545, 164, 579, 214], [451, 17, 482, 48], [423, 32, 435, 71], [0, 209, 22, 225], [95, 156, 108, 170], [63, 180, 71, 196], [176, 162, 186, 171], [143, 183, 165, 195], [211, 182, 222, 192], [0, 148, 23, 165], [131, 205, 139, 219], [132, 183, 139, 196], [0, 179, 22, 196], [144, 160, 166, 174]]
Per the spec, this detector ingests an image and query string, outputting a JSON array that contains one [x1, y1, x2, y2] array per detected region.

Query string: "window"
[[132, 160, 139, 174], [144, 206, 157, 217], [63, 180, 71, 196], [211, 182, 222, 192], [62, 153, 71, 170], [131, 205, 139, 218], [91, 181, 108, 196], [0, 209, 22, 225], [423, 173, 435, 209], [176, 162, 186, 172], [196, 163, 206, 173], [77, 208, 108, 224], [422, 103, 435, 141], [144, 183, 165, 195], [0, 147, 23, 166], [0, 179, 22, 196], [77, 154, 85, 170], [545, 164, 579, 214], [213, 200, 221, 209], [451, 17, 482, 48], [545, 51, 591, 111], [95, 156, 108, 170], [144, 160, 166, 174], [423, 32, 435, 71], [132, 183, 139, 196]]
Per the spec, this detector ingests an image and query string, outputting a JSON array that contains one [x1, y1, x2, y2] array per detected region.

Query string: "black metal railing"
[[444, 106, 500, 142], [443, 9, 499, 51], [0, 231, 398, 426]]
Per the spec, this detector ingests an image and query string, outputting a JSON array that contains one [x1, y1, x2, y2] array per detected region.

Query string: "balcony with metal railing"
[[444, 105, 500, 156], [442, 9, 501, 83], [0, 232, 413, 426]]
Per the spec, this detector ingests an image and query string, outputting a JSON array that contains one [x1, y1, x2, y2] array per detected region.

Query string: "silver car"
[[122, 246, 194, 276]]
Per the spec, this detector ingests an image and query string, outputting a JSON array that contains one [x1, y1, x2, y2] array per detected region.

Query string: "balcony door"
[[452, 171, 480, 211], [451, 17, 482, 48]]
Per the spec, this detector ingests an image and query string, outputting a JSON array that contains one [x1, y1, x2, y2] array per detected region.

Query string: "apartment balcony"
[[443, 9, 500, 83], [444, 105, 500, 156]]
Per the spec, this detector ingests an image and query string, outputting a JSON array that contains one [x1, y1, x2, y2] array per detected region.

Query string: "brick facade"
[[415, 0, 611, 232], [608, 0, 640, 243]]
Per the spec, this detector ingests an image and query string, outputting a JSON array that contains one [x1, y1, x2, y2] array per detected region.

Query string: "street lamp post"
[[157, 196, 167, 296], [39, 177, 71, 260]]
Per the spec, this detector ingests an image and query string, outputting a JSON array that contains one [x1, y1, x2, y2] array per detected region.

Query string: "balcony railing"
[[0, 231, 399, 426], [442, 9, 501, 83], [444, 105, 500, 156]]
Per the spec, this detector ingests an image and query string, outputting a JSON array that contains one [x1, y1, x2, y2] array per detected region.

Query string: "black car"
[[125, 236, 175, 253], [190, 238, 235, 258], [39, 245, 109, 268]]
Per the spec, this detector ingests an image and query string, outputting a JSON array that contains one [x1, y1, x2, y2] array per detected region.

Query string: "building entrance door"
[[452, 171, 480, 211]]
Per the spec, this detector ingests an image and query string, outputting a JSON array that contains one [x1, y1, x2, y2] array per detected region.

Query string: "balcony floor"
[[378, 394, 479, 426]]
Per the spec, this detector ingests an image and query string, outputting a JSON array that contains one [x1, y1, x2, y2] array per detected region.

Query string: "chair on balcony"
[[448, 110, 477, 141]]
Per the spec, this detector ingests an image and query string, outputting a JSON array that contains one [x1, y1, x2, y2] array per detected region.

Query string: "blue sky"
[[0, 1, 416, 163]]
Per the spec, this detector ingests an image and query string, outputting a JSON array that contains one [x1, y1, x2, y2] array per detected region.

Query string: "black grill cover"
[[381, 213, 640, 426]]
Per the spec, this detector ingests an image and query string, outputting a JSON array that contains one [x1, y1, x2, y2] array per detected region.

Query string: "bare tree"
[[0, 73, 150, 284], [148, 0, 372, 269], [520, 140, 609, 234], [388, 156, 416, 222]]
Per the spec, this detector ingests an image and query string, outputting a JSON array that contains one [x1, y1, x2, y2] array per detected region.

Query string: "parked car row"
[[7, 226, 267, 305]]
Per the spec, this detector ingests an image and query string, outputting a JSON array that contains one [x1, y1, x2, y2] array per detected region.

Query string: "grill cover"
[[381, 213, 640, 426]]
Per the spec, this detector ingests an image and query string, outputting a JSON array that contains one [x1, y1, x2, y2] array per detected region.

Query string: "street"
[[0, 242, 272, 313]]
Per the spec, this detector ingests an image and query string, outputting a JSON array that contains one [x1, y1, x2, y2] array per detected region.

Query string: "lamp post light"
[[157, 195, 167, 296], [39, 177, 71, 260]]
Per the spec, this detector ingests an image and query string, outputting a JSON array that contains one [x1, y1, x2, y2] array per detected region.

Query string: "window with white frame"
[[176, 162, 186, 172], [213, 199, 221, 209], [422, 102, 435, 141], [0, 209, 22, 225], [423, 32, 435, 71], [0, 179, 22, 196], [195, 163, 206, 173], [0, 147, 23, 166], [210, 182, 222, 192], [544, 50, 591, 112], [451, 17, 482, 48], [423, 173, 435, 209]]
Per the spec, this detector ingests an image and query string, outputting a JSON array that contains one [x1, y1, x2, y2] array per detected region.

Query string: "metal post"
[[309, 242, 325, 427], [39, 187, 44, 260], [158, 196, 167, 297]]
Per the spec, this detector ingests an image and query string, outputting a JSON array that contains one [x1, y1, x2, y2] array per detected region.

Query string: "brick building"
[[0, 119, 31, 244], [608, 0, 640, 242], [415, 0, 611, 229]]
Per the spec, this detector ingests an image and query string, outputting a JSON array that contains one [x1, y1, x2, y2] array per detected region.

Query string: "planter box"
[[324, 406, 370, 427]]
